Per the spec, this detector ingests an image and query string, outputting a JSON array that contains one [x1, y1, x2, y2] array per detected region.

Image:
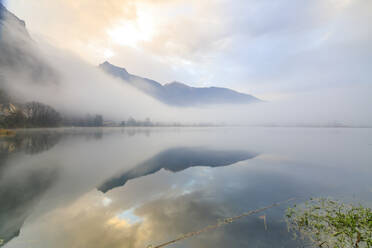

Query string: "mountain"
[[0, 3, 27, 33], [99, 61, 261, 106], [0, 168, 57, 247], [1, 4, 260, 107], [0, 3, 58, 90], [98, 147, 258, 193]]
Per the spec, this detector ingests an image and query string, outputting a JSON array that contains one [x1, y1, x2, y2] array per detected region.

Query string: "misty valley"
[[1, 1, 372, 248]]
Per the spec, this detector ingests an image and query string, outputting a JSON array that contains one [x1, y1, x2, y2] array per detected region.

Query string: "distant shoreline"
[[2, 125, 371, 132]]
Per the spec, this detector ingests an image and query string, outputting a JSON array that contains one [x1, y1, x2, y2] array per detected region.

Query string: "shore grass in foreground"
[[148, 198, 371, 248], [286, 198, 372, 248]]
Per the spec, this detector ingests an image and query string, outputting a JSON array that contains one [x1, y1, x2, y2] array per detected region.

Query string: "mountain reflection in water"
[[0, 129, 105, 246], [0, 127, 371, 248], [98, 147, 258, 193], [0, 131, 61, 246]]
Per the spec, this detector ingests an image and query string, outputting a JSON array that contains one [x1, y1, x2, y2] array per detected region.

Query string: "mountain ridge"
[[0, 2, 59, 88], [99, 61, 261, 106]]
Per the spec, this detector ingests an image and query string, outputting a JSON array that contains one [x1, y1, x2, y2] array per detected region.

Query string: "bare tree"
[[23, 101, 61, 127]]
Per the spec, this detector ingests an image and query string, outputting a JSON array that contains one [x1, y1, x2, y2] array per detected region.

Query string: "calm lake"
[[0, 127, 371, 248]]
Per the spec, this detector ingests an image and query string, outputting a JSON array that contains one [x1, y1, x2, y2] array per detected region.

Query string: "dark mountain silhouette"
[[0, 168, 58, 247], [0, 130, 63, 246], [1, 4, 260, 108], [99, 61, 261, 106], [0, 3, 59, 89], [98, 147, 258, 193]]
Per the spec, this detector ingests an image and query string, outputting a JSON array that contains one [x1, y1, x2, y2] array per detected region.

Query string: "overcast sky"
[[4, 0, 372, 99]]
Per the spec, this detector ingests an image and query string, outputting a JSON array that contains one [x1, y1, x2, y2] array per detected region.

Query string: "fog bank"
[[1, 11, 371, 126]]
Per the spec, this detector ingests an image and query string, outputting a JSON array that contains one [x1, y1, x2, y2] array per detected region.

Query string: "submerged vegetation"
[[286, 198, 372, 248]]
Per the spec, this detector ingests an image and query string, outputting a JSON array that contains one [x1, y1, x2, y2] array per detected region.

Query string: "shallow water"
[[0, 127, 371, 248]]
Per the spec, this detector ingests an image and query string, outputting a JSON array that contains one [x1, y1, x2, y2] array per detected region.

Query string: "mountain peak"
[[99, 62, 261, 106], [99, 61, 130, 79], [165, 81, 190, 88], [0, 2, 26, 27], [101, 61, 110, 66]]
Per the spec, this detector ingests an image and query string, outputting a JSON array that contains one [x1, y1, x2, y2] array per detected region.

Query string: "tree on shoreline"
[[23, 101, 61, 127]]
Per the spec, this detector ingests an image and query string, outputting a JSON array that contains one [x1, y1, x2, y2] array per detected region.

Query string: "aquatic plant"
[[286, 198, 372, 248]]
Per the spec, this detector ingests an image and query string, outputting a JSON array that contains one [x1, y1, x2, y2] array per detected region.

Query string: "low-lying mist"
[[1, 14, 371, 127]]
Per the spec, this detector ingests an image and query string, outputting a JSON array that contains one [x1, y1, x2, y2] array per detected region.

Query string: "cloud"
[[6, 0, 372, 99], [4, 158, 312, 248], [2, 0, 372, 126], [6, 186, 292, 248], [2, 125, 371, 248]]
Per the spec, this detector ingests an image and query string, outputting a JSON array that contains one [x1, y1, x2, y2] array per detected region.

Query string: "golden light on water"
[[105, 216, 130, 229]]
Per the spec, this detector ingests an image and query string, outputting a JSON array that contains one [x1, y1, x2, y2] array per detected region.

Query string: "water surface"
[[0, 127, 371, 248]]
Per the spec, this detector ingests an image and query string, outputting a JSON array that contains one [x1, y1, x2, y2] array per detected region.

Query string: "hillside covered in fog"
[[99, 61, 260, 106]]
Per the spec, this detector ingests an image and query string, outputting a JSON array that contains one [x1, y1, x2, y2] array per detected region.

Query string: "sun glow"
[[103, 48, 114, 59], [107, 12, 155, 48]]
